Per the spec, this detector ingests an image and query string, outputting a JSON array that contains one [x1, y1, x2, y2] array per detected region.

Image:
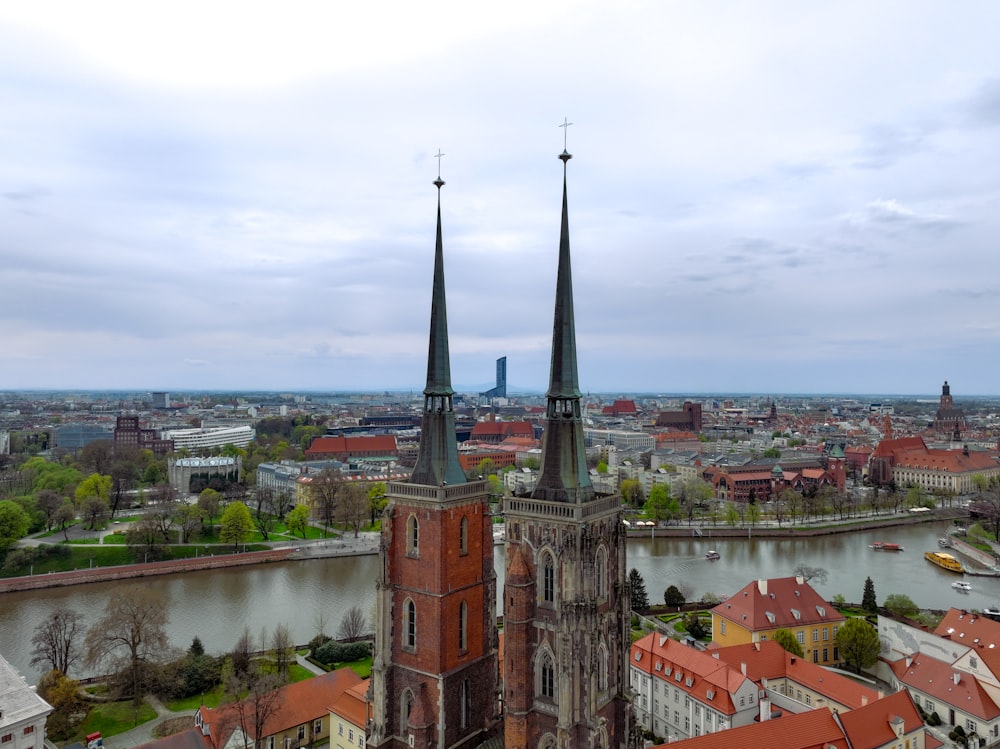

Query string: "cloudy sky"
[[2, 2, 999, 397]]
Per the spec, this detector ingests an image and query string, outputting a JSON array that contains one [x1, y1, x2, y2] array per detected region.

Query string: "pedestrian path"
[[102, 695, 197, 749]]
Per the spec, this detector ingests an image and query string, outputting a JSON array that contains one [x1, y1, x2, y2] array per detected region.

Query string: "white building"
[[0, 654, 53, 749], [162, 425, 255, 452]]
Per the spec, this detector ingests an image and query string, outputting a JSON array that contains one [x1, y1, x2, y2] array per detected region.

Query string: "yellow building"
[[710, 576, 846, 667]]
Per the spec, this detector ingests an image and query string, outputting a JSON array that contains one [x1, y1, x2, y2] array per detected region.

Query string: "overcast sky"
[[2, 2, 999, 397]]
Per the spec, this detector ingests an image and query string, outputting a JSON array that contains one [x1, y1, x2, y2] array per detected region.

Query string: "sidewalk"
[[102, 695, 197, 749]]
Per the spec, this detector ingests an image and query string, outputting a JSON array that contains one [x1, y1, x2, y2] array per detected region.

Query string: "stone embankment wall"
[[0, 548, 294, 594]]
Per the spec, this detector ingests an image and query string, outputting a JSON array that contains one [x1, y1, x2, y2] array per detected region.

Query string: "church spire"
[[531, 131, 593, 503], [410, 154, 466, 487]]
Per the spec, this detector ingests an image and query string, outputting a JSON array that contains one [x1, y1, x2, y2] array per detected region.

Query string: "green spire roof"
[[409, 172, 466, 487]]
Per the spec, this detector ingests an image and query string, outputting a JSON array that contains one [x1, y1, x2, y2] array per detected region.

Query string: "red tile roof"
[[890, 654, 1000, 721], [837, 690, 923, 749], [711, 577, 846, 632], [305, 435, 397, 456], [655, 707, 849, 749], [329, 676, 369, 728]]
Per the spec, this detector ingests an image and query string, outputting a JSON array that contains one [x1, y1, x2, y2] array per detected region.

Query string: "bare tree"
[[36, 490, 64, 531], [337, 606, 368, 642], [337, 482, 369, 537], [793, 564, 829, 585], [225, 660, 284, 749], [80, 495, 109, 529], [312, 468, 342, 535], [84, 586, 169, 703], [270, 624, 294, 677], [53, 502, 75, 541], [231, 626, 254, 677], [30, 607, 84, 676]]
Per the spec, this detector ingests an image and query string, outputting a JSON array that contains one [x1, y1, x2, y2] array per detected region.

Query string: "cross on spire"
[[559, 118, 573, 150], [434, 149, 445, 185]]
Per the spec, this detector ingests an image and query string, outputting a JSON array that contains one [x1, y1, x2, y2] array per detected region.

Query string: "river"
[[3, 519, 997, 685]]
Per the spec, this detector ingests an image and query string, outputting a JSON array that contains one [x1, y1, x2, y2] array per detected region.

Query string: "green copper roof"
[[410, 177, 466, 487], [531, 151, 593, 504]]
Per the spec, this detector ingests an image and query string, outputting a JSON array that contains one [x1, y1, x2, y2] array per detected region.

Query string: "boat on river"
[[705, 550, 720, 560], [925, 551, 964, 573], [952, 581, 972, 592], [938, 537, 952, 547], [871, 541, 904, 551]]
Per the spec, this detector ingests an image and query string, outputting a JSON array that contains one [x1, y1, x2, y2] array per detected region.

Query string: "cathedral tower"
[[503, 143, 630, 749], [369, 164, 499, 749]]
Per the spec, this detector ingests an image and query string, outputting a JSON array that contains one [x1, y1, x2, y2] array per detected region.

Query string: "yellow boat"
[[925, 551, 964, 573]]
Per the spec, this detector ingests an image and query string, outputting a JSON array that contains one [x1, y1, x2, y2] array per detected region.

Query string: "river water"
[[3, 519, 997, 685]]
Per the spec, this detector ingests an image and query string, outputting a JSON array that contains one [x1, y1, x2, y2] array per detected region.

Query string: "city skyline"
[[2, 3, 999, 395]]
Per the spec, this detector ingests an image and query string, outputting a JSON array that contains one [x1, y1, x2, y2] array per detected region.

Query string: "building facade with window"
[[0, 654, 52, 749]]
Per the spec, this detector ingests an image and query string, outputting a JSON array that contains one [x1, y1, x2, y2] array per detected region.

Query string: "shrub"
[[314, 640, 371, 666]]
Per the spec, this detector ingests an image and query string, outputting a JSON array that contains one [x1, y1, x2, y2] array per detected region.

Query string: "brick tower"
[[368, 165, 499, 749], [502, 144, 630, 749]]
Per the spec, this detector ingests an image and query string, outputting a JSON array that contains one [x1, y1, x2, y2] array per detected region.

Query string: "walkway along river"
[[3, 517, 999, 685]]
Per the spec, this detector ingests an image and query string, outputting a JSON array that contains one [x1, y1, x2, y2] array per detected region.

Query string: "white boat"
[[952, 581, 972, 592], [705, 550, 720, 560]]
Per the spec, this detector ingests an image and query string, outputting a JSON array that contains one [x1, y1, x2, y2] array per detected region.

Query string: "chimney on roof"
[[861, 695, 868, 706], [759, 697, 771, 722], [795, 575, 805, 585], [905, 656, 912, 669], [757, 579, 767, 595], [954, 672, 961, 685], [754, 642, 760, 651], [741, 662, 747, 675]]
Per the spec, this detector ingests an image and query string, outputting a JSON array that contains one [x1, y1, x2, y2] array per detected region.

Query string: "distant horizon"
[[4, 386, 1000, 401]]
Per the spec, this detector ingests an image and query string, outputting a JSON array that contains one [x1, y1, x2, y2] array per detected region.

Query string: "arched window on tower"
[[541, 552, 555, 604], [597, 643, 609, 693], [404, 599, 416, 649], [407, 514, 419, 556], [540, 652, 555, 700], [459, 516, 468, 555], [460, 679, 470, 729], [458, 600, 468, 652], [595, 545, 608, 600], [401, 689, 414, 730]]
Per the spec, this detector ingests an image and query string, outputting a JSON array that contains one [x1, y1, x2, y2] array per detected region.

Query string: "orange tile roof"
[[305, 435, 397, 455], [654, 707, 848, 749], [890, 654, 1000, 720], [199, 669, 362, 745], [712, 641, 878, 710], [837, 690, 923, 749], [329, 676, 369, 728], [711, 577, 846, 632]]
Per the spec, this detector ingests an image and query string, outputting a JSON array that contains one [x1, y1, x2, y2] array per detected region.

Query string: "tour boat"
[[952, 581, 972, 592], [705, 550, 721, 560], [925, 551, 964, 573], [871, 542, 904, 551]]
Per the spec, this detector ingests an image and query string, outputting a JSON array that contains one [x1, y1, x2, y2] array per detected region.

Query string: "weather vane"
[[559, 117, 573, 150]]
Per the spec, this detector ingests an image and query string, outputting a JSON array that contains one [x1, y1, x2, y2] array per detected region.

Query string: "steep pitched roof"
[[837, 690, 923, 749], [890, 653, 1000, 720], [199, 669, 363, 745], [712, 640, 878, 710], [935, 608, 1000, 679], [329, 676, 369, 728], [655, 708, 848, 749], [711, 577, 845, 632]]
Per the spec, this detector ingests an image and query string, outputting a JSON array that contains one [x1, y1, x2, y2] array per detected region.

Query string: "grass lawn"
[[288, 664, 315, 683], [337, 656, 373, 679], [165, 687, 224, 712], [74, 699, 157, 740]]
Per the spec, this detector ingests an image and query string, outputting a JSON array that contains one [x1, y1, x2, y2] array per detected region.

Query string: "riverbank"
[[0, 548, 295, 593]]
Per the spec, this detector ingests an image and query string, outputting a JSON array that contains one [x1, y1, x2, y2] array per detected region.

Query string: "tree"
[[125, 516, 168, 562], [36, 489, 65, 531], [836, 617, 880, 674], [337, 605, 368, 642], [884, 593, 919, 619], [30, 607, 84, 676], [773, 628, 804, 657], [285, 504, 311, 539], [368, 482, 387, 526], [620, 479, 644, 508], [37, 669, 85, 741], [337, 482, 369, 537], [664, 584, 685, 607], [197, 488, 222, 527], [220, 501, 254, 551], [628, 568, 649, 611], [0, 499, 31, 550], [270, 624, 294, 677], [84, 586, 169, 703], [176, 503, 204, 543], [225, 664, 284, 749], [682, 613, 708, 640], [52, 501, 75, 541], [74, 472, 112, 507], [862, 576, 878, 614], [645, 484, 676, 523], [793, 564, 829, 585], [80, 495, 109, 530]]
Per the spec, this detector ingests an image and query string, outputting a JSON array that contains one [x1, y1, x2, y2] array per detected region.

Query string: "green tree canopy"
[[664, 584, 685, 607], [628, 568, 649, 611], [0, 500, 31, 550], [884, 593, 919, 619], [862, 576, 878, 614], [285, 504, 311, 539], [219, 501, 253, 551], [645, 484, 677, 522], [773, 628, 804, 657], [74, 473, 112, 506], [836, 617, 880, 674]]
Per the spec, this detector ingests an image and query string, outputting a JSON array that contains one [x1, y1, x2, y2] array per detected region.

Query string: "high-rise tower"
[[503, 144, 630, 749], [368, 164, 499, 749]]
